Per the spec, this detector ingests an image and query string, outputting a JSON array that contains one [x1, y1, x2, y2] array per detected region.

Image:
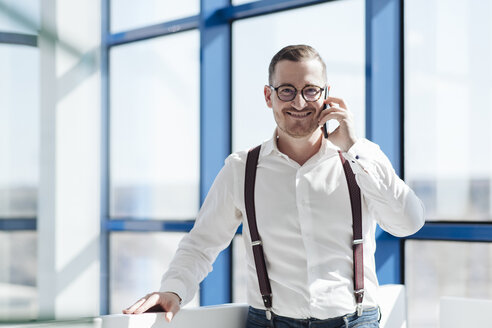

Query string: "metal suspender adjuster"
[[252, 240, 262, 246], [353, 238, 363, 245], [354, 289, 364, 316]]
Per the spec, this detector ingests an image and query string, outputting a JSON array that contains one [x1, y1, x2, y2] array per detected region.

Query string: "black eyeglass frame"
[[269, 84, 326, 102]]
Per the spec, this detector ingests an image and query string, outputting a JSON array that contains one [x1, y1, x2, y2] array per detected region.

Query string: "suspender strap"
[[245, 145, 273, 310], [245, 145, 364, 316], [338, 151, 365, 314]]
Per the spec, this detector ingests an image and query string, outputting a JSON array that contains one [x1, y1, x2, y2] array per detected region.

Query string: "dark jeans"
[[245, 306, 380, 328]]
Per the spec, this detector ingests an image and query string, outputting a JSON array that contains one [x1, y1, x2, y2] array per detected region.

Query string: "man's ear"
[[264, 85, 273, 108]]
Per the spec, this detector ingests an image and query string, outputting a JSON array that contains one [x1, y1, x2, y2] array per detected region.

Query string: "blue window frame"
[[0, 31, 37, 46], [365, 0, 404, 285], [95, 0, 492, 314]]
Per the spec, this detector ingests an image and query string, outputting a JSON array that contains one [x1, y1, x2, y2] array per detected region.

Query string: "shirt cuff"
[[160, 278, 187, 305], [342, 138, 376, 175]]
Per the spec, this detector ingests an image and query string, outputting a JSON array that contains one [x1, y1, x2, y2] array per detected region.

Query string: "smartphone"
[[322, 86, 330, 138]]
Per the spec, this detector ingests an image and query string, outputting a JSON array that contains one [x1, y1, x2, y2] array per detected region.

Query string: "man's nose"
[[291, 92, 307, 110]]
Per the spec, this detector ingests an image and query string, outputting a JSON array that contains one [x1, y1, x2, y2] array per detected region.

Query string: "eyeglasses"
[[269, 84, 325, 102]]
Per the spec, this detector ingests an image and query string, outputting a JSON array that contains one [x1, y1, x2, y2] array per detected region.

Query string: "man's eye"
[[304, 88, 319, 96], [279, 88, 295, 95]]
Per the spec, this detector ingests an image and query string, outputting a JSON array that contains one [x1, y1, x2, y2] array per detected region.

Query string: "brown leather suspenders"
[[244, 145, 273, 316], [244, 145, 365, 319], [338, 150, 365, 316]]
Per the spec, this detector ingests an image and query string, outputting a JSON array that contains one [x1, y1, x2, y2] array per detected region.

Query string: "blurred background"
[[0, 0, 491, 327]]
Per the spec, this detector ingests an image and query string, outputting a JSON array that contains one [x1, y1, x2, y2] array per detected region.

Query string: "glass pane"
[[232, 234, 247, 303], [0, 0, 39, 34], [110, 232, 200, 314], [0, 231, 37, 320], [405, 240, 492, 328], [0, 45, 39, 218], [110, 0, 199, 33], [232, 0, 259, 5], [110, 31, 200, 220], [404, 0, 492, 221], [232, 0, 365, 151]]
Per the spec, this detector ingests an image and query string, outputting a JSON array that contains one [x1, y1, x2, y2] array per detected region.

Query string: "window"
[[0, 41, 39, 320], [0, 231, 37, 320], [404, 0, 492, 221], [107, 26, 200, 310], [110, 0, 199, 33], [109, 31, 200, 220], [405, 240, 492, 327], [0, 44, 39, 218], [404, 1, 492, 326], [232, 0, 259, 6], [110, 232, 199, 313]]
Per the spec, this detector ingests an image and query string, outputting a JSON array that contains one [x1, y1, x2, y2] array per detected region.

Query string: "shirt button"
[[355, 155, 360, 159]]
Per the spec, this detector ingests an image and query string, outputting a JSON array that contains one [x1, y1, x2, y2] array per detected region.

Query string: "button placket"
[[296, 168, 318, 288], [296, 170, 310, 239]]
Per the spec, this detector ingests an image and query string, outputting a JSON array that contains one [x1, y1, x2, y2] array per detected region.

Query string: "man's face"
[[264, 59, 326, 139]]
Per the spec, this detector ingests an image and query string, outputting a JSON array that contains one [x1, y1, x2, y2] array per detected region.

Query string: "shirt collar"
[[259, 129, 279, 157], [259, 128, 341, 159]]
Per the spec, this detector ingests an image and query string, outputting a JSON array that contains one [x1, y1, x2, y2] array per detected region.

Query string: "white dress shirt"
[[160, 133, 425, 319]]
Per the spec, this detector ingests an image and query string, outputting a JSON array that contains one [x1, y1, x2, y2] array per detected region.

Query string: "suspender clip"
[[354, 288, 364, 316], [357, 303, 363, 316], [266, 308, 272, 320]]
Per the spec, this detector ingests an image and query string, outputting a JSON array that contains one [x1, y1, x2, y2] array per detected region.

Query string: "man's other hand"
[[123, 291, 181, 322]]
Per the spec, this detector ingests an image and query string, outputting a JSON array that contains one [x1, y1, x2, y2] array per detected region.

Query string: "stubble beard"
[[276, 106, 321, 139]]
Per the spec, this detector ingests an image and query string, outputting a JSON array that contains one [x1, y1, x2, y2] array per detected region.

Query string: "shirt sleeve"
[[342, 138, 425, 237], [159, 156, 242, 304]]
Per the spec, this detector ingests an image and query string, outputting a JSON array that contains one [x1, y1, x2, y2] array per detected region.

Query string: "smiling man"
[[124, 45, 425, 328], [269, 60, 324, 138]]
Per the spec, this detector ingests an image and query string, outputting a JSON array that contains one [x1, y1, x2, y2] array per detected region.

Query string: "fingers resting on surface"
[[123, 291, 181, 322]]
